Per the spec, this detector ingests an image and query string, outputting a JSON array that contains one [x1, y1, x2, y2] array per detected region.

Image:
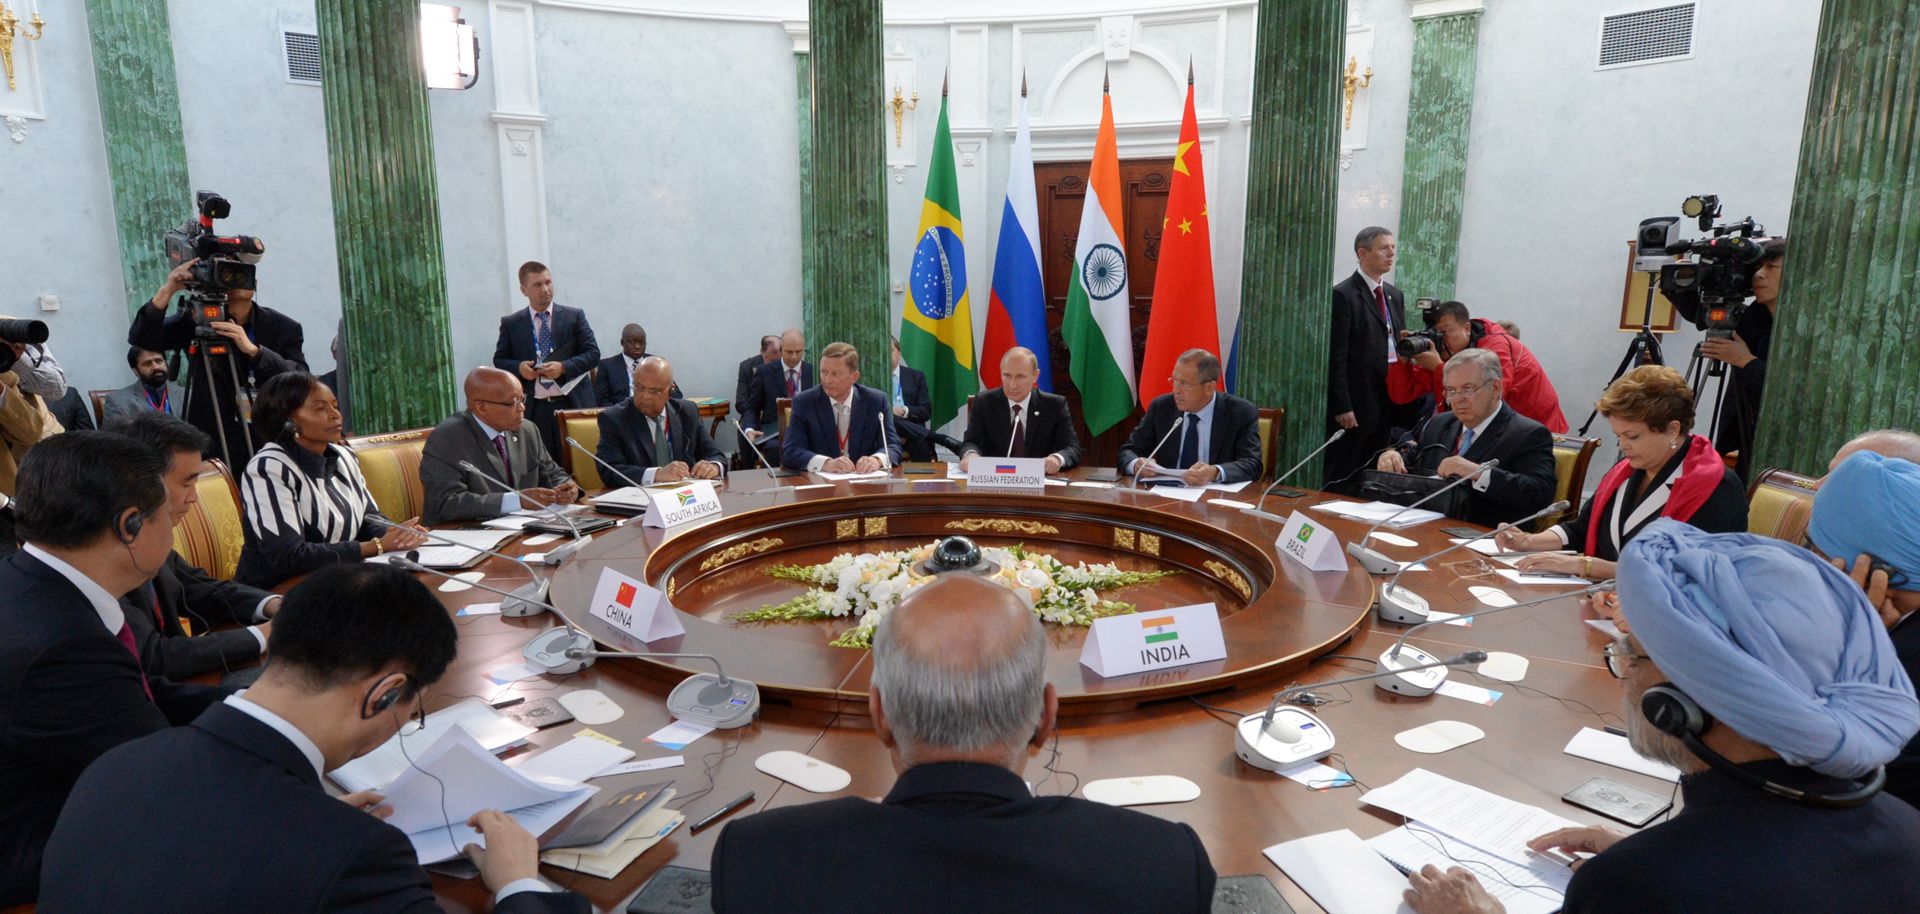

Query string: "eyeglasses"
[[634, 384, 672, 397], [1442, 382, 1489, 400], [1168, 376, 1215, 390], [475, 397, 527, 409], [1604, 639, 1650, 680]]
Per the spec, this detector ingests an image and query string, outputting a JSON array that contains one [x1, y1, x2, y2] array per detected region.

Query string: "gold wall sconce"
[[888, 81, 918, 147], [0, 1, 44, 93], [1342, 54, 1372, 130]]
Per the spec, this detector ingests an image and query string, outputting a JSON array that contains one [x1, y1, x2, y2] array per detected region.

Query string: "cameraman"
[[1673, 236, 1782, 482], [130, 257, 307, 468], [1387, 301, 1569, 433]]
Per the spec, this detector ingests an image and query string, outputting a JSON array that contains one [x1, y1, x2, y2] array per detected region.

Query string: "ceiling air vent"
[[1597, 3, 1695, 70], [283, 30, 322, 85]]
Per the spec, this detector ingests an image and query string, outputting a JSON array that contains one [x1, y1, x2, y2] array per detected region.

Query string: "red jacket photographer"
[[1388, 315, 1569, 433]]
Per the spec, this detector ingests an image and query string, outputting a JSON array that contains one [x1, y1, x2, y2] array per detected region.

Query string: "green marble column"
[[794, 37, 818, 336], [83, 0, 191, 314], [1752, 0, 1920, 474], [316, 0, 457, 435], [1394, 9, 1482, 308], [1238, 0, 1346, 485], [804, 0, 890, 369]]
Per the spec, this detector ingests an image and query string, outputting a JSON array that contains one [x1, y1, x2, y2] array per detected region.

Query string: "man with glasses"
[[596, 356, 726, 485], [1118, 348, 1263, 486], [419, 367, 579, 526], [1375, 349, 1555, 526]]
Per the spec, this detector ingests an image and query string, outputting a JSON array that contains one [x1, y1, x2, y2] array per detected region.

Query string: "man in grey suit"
[[420, 367, 580, 526], [99, 348, 182, 425]]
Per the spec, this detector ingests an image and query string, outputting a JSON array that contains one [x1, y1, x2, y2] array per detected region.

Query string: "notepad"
[[1264, 829, 1414, 914], [1368, 824, 1568, 914]]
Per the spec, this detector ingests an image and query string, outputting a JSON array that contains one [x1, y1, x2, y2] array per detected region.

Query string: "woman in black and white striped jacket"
[[234, 373, 426, 587]]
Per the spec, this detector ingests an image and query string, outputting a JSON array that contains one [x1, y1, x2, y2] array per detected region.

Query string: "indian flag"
[[900, 86, 975, 431], [1061, 82, 1137, 435], [1140, 615, 1179, 644]]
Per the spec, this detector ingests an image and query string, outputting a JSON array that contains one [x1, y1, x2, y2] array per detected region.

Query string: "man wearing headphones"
[[1405, 520, 1920, 914], [0, 432, 227, 906], [40, 564, 588, 912]]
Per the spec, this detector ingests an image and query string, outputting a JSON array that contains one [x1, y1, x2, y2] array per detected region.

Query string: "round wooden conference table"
[[403, 467, 1648, 913]]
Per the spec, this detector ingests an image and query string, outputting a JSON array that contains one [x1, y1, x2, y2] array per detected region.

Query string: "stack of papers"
[[1312, 501, 1446, 528], [1563, 727, 1683, 782], [381, 728, 596, 864], [329, 699, 535, 793], [814, 469, 890, 481], [410, 529, 518, 568], [1358, 768, 1576, 914], [1264, 829, 1414, 914], [541, 803, 684, 878]]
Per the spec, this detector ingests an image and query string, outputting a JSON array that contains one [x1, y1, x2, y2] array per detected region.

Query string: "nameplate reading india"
[[1277, 511, 1348, 572], [966, 456, 1048, 490], [588, 567, 686, 642], [642, 480, 722, 529], [1079, 602, 1227, 677]]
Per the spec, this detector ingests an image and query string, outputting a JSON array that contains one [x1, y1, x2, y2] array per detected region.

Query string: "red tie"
[[786, 369, 798, 398], [115, 621, 154, 702]]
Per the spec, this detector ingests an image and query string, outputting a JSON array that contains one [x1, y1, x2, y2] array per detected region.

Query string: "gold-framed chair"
[[1747, 466, 1818, 545], [776, 397, 793, 442], [88, 388, 116, 427], [346, 427, 432, 521], [1541, 433, 1601, 531], [1256, 407, 1286, 480], [556, 407, 608, 490], [172, 459, 246, 581]]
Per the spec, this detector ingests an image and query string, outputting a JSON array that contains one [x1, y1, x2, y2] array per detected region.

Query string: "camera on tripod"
[[1395, 297, 1444, 359], [163, 191, 265, 346], [1655, 194, 1770, 342]]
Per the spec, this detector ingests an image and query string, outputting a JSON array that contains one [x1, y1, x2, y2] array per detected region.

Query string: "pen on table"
[[1603, 725, 1628, 738], [690, 791, 755, 833]]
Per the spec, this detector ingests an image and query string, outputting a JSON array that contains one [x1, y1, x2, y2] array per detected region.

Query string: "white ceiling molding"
[[1410, 0, 1486, 18], [535, 0, 1253, 27]]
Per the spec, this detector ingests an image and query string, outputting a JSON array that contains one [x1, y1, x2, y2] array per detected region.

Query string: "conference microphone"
[[1133, 413, 1186, 484], [731, 416, 801, 477], [1375, 580, 1613, 697], [1374, 499, 1570, 624], [1234, 651, 1488, 771], [1248, 428, 1346, 519], [368, 518, 550, 618], [876, 411, 892, 470], [392, 556, 760, 728], [1344, 459, 1500, 574], [459, 459, 593, 563]]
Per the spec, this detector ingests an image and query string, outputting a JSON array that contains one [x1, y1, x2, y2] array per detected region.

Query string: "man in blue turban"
[[1810, 449, 1920, 804], [1405, 519, 1920, 914]]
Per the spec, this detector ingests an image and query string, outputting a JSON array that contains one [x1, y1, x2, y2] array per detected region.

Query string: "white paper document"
[[1496, 568, 1591, 586], [1368, 825, 1569, 914], [404, 529, 519, 568], [594, 756, 686, 778], [1264, 829, 1415, 914], [510, 736, 635, 783], [1563, 727, 1683, 782], [1359, 768, 1579, 869], [382, 729, 585, 836], [328, 699, 535, 794], [481, 514, 540, 530], [1312, 500, 1446, 528], [409, 787, 595, 865], [814, 469, 891, 481]]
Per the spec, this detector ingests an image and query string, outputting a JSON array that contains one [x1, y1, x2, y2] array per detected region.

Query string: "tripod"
[[1683, 338, 1735, 464], [1578, 272, 1666, 437], [176, 298, 259, 469]]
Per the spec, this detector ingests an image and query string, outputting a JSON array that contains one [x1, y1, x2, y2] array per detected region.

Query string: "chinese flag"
[[1138, 73, 1220, 405]]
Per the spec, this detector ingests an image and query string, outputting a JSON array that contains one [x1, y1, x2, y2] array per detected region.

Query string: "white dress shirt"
[[805, 391, 892, 472], [1130, 394, 1225, 482], [1455, 402, 1502, 492]]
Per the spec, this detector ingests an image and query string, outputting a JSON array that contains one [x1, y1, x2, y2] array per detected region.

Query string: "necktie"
[[536, 311, 554, 362], [834, 401, 850, 456], [787, 368, 799, 398], [1458, 427, 1476, 456], [893, 372, 904, 408], [1376, 284, 1397, 363], [1009, 404, 1026, 458], [492, 433, 513, 482], [653, 414, 671, 468], [115, 621, 154, 702], [1178, 413, 1201, 469]]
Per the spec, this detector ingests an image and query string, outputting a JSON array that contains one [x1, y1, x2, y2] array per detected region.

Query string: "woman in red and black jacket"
[[1387, 301, 1568, 433]]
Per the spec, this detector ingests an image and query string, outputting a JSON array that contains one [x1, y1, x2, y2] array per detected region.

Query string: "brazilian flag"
[[900, 92, 975, 431]]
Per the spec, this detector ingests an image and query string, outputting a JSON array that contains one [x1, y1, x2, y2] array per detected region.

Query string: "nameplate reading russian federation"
[[587, 568, 685, 642], [1079, 602, 1227, 677], [642, 480, 722, 529], [1277, 511, 1348, 572], [966, 455, 1048, 490]]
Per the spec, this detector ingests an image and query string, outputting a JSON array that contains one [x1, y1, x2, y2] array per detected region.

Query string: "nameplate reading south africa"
[[642, 480, 722, 529]]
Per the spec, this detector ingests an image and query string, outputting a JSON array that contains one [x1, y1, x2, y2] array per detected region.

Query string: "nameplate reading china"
[[641, 480, 722, 529], [587, 568, 686, 642], [1277, 511, 1348, 572], [1079, 602, 1226, 677], [966, 456, 1047, 490]]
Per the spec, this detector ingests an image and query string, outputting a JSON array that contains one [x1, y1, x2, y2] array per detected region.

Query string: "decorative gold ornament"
[[863, 516, 889, 538], [698, 536, 785, 572], [888, 81, 918, 147], [943, 518, 1061, 536], [0, 2, 46, 93], [1138, 533, 1162, 557], [1342, 55, 1373, 130], [1203, 560, 1252, 600], [1113, 528, 1136, 550], [835, 519, 859, 539]]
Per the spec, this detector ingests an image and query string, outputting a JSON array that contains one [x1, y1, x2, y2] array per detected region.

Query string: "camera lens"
[[0, 319, 50, 345]]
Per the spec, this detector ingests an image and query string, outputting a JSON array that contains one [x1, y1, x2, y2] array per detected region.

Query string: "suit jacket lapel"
[[464, 413, 511, 481], [1209, 396, 1233, 461], [623, 404, 657, 466], [1462, 407, 1511, 462]]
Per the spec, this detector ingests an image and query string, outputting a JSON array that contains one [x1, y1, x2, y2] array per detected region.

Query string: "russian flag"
[[994, 464, 1018, 474], [980, 85, 1052, 392]]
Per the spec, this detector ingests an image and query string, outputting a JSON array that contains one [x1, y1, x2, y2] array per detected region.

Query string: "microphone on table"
[[1132, 413, 1186, 485], [1246, 428, 1345, 520], [1344, 459, 1500, 574], [459, 459, 593, 563], [1373, 499, 1570, 624], [367, 518, 549, 618], [1234, 651, 1488, 771], [876, 411, 893, 470], [731, 416, 801, 477], [1374, 580, 1614, 697], [391, 556, 760, 729]]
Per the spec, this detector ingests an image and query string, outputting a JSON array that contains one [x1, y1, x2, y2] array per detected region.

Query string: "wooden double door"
[[1031, 157, 1173, 469]]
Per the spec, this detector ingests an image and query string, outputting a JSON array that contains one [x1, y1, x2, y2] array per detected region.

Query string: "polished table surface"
[[398, 467, 1647, 913]]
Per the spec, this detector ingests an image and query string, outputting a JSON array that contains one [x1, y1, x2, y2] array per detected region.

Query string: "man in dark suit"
[[712, 574, 1215, 913], [420, 367, 580, 526], [739, 328, 813, 462], [0, 432, 226, 905], [109, 412, 276, 680], [887, 337, 937, 462], [492, 261, 600, 459], [102, 347, 183, 425], [782, 341, 900, 473], [1325, 226, 1406, 493], [1376, 349, 1557, 527], [961, 346, 1081, 473], [39, 564, 589, 913], [1119, 348, 1263, 486], [734, 334, 779, 419], [596, 356, 727, 486], [592, 323, 682, 406]]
